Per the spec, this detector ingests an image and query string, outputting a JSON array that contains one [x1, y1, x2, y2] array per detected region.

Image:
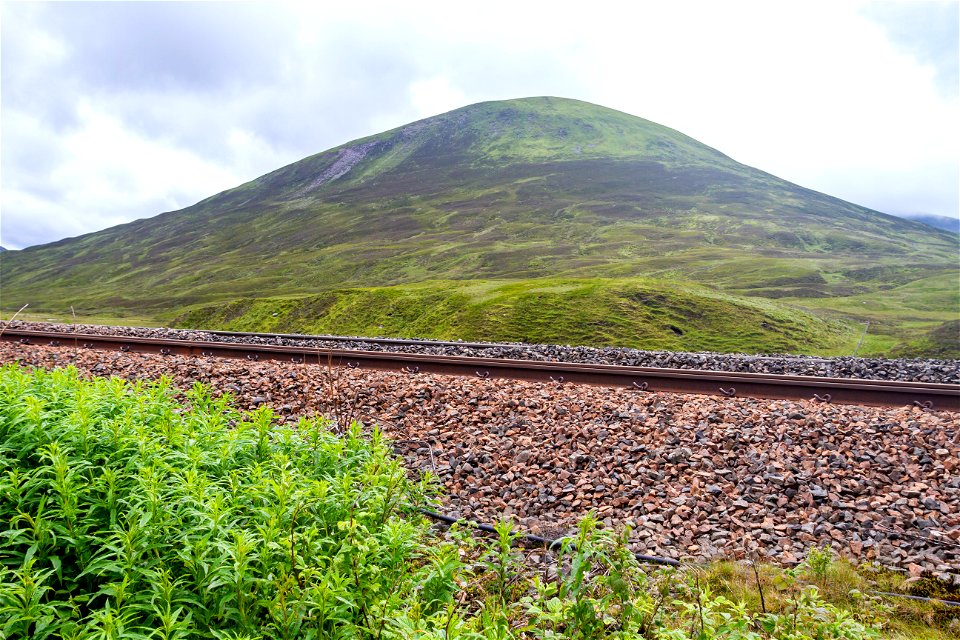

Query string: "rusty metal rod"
[[2, 329, 957, 410]]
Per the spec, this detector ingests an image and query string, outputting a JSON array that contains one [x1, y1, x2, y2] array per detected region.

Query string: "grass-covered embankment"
[[1, 364, 954, 638], [174, 277, 860, 355]]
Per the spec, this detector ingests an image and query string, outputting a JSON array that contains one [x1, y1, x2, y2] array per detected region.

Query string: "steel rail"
[[9, 323, 946, 367], [3, 329, 958, 410], [204, 328, 846, 364], [203, 329, 833, 363], [204, 328, 527, 350]]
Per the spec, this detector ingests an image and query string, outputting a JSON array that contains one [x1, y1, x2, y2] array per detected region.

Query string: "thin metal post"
[[853, 321, 870, 357]]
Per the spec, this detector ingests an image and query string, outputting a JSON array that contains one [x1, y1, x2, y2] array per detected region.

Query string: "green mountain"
[[3, 97, 957, 355]]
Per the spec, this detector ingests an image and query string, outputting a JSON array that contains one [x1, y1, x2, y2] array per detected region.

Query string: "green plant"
[[803, 545, 834, 586], [0, 364, 438, 638], [757, 586, 880, 639], [483, 520, 523, 608]]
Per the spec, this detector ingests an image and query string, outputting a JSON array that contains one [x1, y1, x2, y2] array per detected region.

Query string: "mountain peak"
[[3, 97, 956, 356], [240, 96, 739, 205], [357, 95, 729, 165]]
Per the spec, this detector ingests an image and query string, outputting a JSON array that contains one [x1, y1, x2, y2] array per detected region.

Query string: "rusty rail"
[[2, 329, 958, 410], [205, 329, 843, 365], [204, 328, 526, 350]]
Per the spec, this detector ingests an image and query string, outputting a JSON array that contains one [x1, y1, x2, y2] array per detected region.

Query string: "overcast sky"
[[1, 0, 958, 250]]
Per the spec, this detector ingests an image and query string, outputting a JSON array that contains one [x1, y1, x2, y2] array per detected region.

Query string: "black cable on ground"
[[418, 510, 960, 607], [418, 508, 682, 567], [873, 524, 960, 549], [870, 591, 960, 607]]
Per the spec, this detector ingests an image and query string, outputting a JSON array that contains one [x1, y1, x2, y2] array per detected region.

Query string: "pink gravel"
[[3, 342, 958, 580]]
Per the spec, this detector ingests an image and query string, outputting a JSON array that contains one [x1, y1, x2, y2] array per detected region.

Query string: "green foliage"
[[0, 364, 435, 638], [0, 364, 899, 638], [803, 546, 834, 585], [889, 319, 960, 359], [522, 516, 665, 639], [173, 277, 861, 356], [755, 586, 880, 640]]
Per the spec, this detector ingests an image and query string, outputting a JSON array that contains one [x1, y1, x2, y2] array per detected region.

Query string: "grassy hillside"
[[3, 97, 956, 355], [175, 277, 858, 355]]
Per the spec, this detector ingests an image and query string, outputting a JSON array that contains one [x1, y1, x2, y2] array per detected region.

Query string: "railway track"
[[11, 321, 959, 383], [199, 330, 866, 367], [204, 328, 529, 350], [4, 328, 958, 410]]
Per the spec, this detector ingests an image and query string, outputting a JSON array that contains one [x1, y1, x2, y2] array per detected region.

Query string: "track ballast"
[[3, 323, 958, 410]]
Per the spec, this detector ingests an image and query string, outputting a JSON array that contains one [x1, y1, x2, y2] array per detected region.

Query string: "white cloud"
[[408, 76, 468, 119], [1, 0, 957, 249], [63, 102, 238, 204], [1, 102, 243, 247]]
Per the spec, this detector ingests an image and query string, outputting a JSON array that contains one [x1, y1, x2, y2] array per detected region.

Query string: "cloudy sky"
[[2, 0, 957, 249]]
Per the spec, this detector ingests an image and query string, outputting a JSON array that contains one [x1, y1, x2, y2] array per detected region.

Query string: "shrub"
[[0, 364, 437, 638]]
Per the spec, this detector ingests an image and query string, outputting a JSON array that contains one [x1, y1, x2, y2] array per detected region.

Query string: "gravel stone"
[[3, 339, 958, 580]]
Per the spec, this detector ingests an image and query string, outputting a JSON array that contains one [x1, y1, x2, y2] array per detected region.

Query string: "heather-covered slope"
[[3, 97, 957, 354]]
